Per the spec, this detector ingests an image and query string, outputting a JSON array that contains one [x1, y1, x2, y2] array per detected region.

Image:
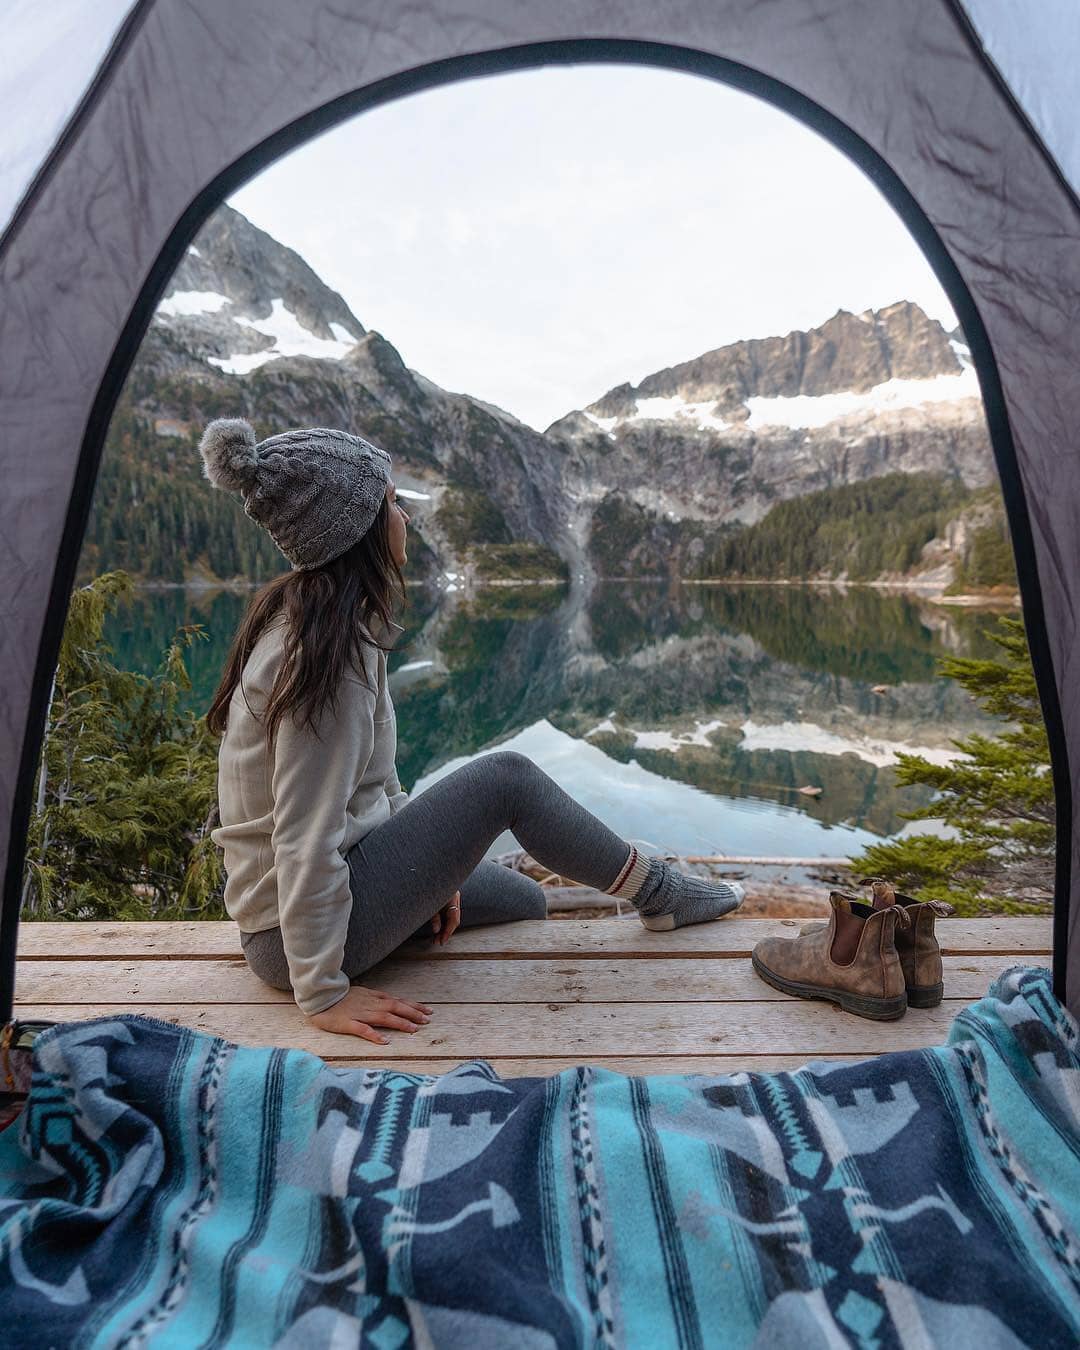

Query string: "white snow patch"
[[585, 394, 728, 434], [444, 571, 459, 581], [396, 488, 431, 501], [631, 718, 727, 752], [744, 368, 979, 430], [157, 290, 229, 317], [585, 717, 618, 737], [208, 298, 357, 374], [583, 410, 620, 435], [586, 716, 727, 750], [207, 351, 277, 376], [633, 395, 729, 432], [188, 246, 202, 258], [738, 718, 964, 768], [397, 659, 433, 673], [445, 583, 458, 593], [950, 338, 973, 369]]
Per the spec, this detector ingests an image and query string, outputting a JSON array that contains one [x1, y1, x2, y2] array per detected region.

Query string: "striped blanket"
[[0, 967, 1078, 1348]]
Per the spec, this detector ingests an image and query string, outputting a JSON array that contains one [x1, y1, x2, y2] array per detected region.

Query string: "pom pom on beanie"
[[199, 417, 259, 494]]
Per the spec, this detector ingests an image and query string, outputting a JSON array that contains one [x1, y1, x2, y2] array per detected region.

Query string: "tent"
[[2, 0, 1078, 1023]]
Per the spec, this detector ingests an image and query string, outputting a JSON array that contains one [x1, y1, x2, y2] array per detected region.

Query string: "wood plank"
[[12, 1001, 964, 1059], [15, 916, 1053, 960], [393, 917, 1055, 959], [18, 922, 241, 959], [14, 954, 1019, 1005]]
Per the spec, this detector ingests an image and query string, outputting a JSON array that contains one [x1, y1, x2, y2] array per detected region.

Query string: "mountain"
[[546, 301, 994, 579], [81, 206, 571, 587], [81, 205, 999, 590], [158, 206, 367, 368]]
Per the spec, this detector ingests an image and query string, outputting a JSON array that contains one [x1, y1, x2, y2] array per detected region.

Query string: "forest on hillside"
[[695, 474, 1015, 589], [78, 399, 285, 585]]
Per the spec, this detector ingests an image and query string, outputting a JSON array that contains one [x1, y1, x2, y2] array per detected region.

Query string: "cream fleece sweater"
[[211, 612, 408, 1015]]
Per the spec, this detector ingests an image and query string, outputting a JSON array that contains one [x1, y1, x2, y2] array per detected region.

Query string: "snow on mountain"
[[157, 290, 230, 318], [743, 366, 980, 431], [207, 298, 358, 373], [153, 204, 366, 373], [130, 204, 571, 586], [560, 301, 978, 439], [584, 392, 731, 438]]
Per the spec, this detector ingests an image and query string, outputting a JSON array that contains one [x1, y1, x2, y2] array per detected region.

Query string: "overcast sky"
[[231, 64, 956, 433]]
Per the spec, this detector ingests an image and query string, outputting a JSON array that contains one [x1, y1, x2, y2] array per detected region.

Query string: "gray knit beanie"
[[198, 418, 392, 570]]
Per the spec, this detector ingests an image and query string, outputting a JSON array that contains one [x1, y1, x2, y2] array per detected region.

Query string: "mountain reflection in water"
[[105, 582, 1008, 861]]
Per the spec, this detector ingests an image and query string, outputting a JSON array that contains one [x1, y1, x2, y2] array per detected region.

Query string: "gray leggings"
[[240, 749, 634, 993]]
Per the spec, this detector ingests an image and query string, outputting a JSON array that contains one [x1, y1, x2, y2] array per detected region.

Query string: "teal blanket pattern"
[[0, 967, 1078, 1348]]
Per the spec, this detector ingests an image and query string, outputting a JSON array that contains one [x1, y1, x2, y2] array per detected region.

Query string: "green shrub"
[[849, 617, 1053, 915], [21, 572, 225, 921]]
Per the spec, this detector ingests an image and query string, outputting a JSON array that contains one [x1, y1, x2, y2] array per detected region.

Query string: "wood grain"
[[14, 954, 1017, 1005], [13, 1000, 962, 1059], [14, 917, 1052, 960]]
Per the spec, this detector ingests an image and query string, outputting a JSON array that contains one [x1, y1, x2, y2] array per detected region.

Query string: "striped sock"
[[604, 844, 653, 900]]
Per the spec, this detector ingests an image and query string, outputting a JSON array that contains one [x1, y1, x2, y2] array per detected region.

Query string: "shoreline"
[[123, 575, 1019, 608], [680, 576, 1020, 607]]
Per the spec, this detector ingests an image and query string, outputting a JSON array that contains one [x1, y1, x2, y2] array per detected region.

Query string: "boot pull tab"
[[926, 899, 955, 917], [858, 877, 911, 929], [859, 875, 897, 910]]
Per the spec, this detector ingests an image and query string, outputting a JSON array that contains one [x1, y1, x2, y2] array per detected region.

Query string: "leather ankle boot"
[[753, 890, 909, 1020], [800, 879, 953, 1008]]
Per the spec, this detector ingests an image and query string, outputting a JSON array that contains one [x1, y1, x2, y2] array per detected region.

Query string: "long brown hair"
[[206, 495, 406, 748]]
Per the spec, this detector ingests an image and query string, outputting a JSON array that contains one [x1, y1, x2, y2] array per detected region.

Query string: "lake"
[[103, 581, 1007, 871]]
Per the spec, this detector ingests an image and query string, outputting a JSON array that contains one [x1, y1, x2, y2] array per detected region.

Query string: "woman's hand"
[[430, 890, 461, 946], [307, 984, 434, 1043]]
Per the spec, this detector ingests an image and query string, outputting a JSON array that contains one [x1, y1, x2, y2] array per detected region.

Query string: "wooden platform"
[[13, 916, 1052, 1077]]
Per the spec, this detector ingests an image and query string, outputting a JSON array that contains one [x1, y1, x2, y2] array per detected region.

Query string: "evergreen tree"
[[21, 571, 226, 921], [850, 616, 1054, 914]]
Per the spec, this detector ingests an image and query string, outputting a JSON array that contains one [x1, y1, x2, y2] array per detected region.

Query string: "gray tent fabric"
[[957, 0, 1080, 199], [1, 0, 1078, 1020], [0, 0, 139, 236]]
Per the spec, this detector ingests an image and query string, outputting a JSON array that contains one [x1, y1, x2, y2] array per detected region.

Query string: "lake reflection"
[[104, 582, 1007, 862]]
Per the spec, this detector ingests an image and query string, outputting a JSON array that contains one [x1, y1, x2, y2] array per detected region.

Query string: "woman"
[[202, 417, 743, 1044]]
